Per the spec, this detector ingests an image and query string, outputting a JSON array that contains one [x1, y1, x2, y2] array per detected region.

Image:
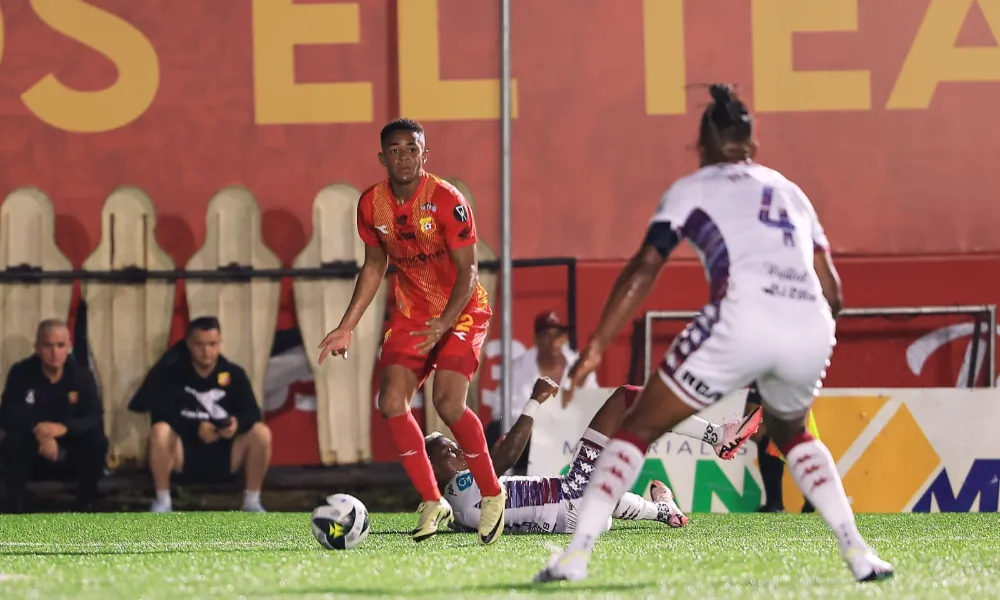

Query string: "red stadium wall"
[[3, 0, 1000, 261], [2, 1, 1000, 465]]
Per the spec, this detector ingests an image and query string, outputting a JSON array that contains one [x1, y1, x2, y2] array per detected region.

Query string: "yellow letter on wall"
[[22, 0, 159, 133], [398, 0, 517, 121], [0, 5, 5, 68], [253, 0, 372, 124], [889, 0, 1000, 110], [644, 0, 686, 115], [752, 0, 870, 112]]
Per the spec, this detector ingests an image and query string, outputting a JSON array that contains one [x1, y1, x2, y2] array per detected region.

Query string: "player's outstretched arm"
[[318, 244, 388, 363], [567, 223, 677, 389], [490, 377, 559, 474], [339, 244, 389, 331], [813, 249, 843, 318]]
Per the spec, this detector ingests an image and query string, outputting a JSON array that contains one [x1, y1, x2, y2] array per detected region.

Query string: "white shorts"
[[658, 300, 835, 419]]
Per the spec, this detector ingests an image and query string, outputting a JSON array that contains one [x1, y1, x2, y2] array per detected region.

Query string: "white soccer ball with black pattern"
[[311, 494, 370, 550]]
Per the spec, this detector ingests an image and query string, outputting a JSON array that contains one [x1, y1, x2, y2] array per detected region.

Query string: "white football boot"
[[714, 406, 764, 460]]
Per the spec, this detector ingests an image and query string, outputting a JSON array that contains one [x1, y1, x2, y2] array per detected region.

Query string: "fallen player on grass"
[[425, 377, 762, 534]]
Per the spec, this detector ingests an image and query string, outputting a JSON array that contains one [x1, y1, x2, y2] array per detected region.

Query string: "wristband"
[[522, 399, 541, 418]]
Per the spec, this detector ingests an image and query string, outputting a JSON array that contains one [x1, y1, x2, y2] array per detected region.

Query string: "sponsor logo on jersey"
[[420, 202, 437, 212], [761, 283, 817, 301], [765, 263, 807, 282], [395, 249, 447, 265], [680, 370, 723, 402], [456, 472, 474, 491]]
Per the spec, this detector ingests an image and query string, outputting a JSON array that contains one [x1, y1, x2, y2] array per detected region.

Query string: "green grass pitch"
[[0, 512, 996, 599]]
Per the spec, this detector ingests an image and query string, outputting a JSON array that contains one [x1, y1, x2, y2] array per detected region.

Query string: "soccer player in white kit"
[[426, 378, 762, 536], [534, 84, 894, 584]]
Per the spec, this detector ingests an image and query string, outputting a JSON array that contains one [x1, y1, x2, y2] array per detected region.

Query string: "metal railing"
[[642, 305, 998, 386], [0, 256, 580, 349]]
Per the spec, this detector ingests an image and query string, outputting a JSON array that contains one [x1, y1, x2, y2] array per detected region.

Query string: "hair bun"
[[709, 83, 735, 106]]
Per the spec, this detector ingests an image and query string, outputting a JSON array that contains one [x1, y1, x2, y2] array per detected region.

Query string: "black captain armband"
[[643, 222, 681, 258]]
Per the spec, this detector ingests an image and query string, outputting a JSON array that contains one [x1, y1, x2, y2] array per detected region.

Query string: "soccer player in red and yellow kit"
[[317, 119, 505, 545]]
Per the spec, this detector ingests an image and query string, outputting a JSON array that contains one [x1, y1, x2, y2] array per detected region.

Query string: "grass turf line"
[[0, 512, 996, 599]]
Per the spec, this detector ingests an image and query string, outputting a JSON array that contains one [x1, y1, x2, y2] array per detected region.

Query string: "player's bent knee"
[[248, 422, 272, 447], [378, 365, 419, 418], [431, 391, 466, 425], [378, 392, 409, 419], [149, 422, 176, 446]]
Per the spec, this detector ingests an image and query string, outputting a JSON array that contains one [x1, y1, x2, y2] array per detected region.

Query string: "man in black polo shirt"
[[0, 319, 107, 513], [139, 317, 272, 513]]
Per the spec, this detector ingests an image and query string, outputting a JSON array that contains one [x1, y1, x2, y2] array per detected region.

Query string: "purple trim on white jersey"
[[505, 477, 562, 509], [681, 209, 730, 303]]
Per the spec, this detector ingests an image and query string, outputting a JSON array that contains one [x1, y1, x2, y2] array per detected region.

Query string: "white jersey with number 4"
[[652, 161, 836, 419]]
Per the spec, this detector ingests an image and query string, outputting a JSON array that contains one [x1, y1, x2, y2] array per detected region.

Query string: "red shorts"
[[379, 312, 490, 385]]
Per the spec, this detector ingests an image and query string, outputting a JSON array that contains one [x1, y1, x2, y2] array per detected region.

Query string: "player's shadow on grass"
[[275, 582, 651, 597]]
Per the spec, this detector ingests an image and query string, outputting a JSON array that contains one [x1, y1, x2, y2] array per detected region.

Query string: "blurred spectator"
[[486, 311, 598, 474], [0, 319, 107, 513], [129, 317, 272, 513]]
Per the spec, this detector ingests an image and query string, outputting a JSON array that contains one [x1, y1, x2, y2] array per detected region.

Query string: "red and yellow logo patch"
[[217, 371, 231, 387], [418, 217, 436, 234]]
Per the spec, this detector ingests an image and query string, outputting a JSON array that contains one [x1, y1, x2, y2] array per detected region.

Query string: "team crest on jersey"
[[68, 391, 78, 405], [418, 217, 436, 234], [456, 472, 474, 491], [217, 372, 231, 387]]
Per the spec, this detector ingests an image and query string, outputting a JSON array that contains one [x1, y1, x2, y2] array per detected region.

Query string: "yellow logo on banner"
[[779, 395, 941, 512]]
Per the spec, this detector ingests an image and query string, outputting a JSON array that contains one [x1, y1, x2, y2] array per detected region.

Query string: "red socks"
[[387, 411, 441, 502], [450, 408, 502, 497], [387, 408, 501, 500]]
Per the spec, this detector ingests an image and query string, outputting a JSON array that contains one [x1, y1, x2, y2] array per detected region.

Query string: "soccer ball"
[[311, 494, 370, 550]]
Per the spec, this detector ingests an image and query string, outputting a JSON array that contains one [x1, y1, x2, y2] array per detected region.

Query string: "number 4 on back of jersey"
[[758, 186, 795, 248]]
